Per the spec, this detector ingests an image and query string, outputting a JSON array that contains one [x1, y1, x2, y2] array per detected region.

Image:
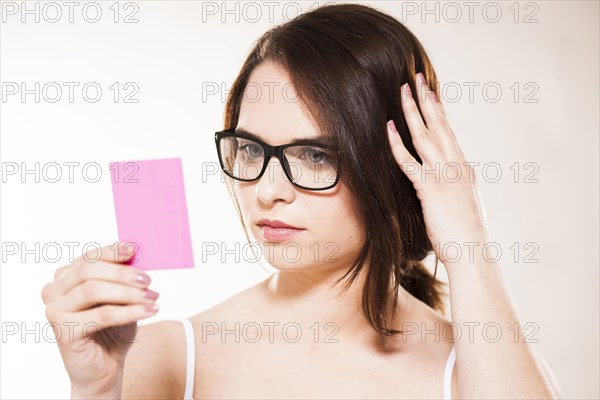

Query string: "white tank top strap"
[[179, 318, 196, 400], [442, 344, 456, 400], [179, 318, 454, 400]]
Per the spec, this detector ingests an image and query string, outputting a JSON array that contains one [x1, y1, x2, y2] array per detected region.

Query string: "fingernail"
[[145, 303, 159, 313], [416, 72, 426, 85], [134, 272, 151, 285], [387, 120, 398, 133], [403, 83, 412, 96], [119, 243, 134, 256], [143, 289, 160, 300]]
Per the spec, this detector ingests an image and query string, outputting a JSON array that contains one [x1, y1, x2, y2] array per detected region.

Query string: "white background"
[[1, 1, 598, 398]]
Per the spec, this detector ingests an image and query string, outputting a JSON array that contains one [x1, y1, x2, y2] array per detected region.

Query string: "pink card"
[[109, 157, 194, 270]]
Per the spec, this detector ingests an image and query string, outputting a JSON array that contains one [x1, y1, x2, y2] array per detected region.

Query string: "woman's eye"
[[307, 149, 324, 163], [239, 143, 263, 158], [302, 148, 334, 165]]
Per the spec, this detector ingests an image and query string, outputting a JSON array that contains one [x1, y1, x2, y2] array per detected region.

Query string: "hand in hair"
[[386, 72, 491, 267]]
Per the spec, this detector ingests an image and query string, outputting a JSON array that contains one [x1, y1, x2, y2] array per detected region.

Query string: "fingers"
[[387, 119, 422, 183], [53, 242, 136, 282], [45, 303, 159, 339], [414, 72, 446, 132], [399, 81, 441, 166], [397, 73, 466, 169], [413, 73, 461, 158], [54, 262, 77, 281], [53, 260, 150, 296], [42, 240, 159, 337], [43, 242, 144, 305], [99, 241, 137, 263], [43, 277, 159, 339], [78, 303, 159, 331], [53, 280, 158, 312]]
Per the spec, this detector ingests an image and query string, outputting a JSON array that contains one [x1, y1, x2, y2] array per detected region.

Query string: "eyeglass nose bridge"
[[255, 143, 296, 186]]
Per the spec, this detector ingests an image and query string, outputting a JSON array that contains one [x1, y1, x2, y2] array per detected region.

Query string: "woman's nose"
[[255, 156, 296, 205]]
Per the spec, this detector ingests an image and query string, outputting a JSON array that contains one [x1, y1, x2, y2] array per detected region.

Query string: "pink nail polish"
[[134, 272, 151, 285], [403, 83, 412, 96], [143, 289, 160, 300], [416, 72, 426, 85], [145, 303, 159, 313], [387, 119, 398, 133], [118, 243, 134, 256]]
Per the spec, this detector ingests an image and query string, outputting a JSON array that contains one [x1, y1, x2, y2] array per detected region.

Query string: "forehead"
[[236, 61, 321, 146]]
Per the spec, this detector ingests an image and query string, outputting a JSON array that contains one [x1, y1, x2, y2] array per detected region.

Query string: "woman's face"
[[234, 61, 366, 274]]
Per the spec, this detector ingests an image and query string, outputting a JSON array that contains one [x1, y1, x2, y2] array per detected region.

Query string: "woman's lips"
[[259, 226, 305, 242]]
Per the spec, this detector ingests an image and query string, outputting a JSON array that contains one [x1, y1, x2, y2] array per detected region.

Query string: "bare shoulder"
[[188, 279, 266, 328], [121, 319, 189, 399], [121, 280, 266, 399], [405, 293, 456, 344]]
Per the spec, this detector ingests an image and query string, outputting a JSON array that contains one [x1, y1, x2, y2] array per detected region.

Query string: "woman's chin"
[[258, 247, 311, 270]]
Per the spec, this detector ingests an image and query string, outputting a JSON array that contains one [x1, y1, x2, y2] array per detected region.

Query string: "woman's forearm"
[[71, 375, 123, 400], [445, 238, 558, 399]]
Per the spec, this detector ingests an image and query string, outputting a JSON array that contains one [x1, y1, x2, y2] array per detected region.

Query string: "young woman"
[[41, 3, 561, 399]]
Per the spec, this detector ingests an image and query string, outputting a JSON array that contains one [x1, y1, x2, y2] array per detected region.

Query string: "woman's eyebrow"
[[235, 128, 327, 146]]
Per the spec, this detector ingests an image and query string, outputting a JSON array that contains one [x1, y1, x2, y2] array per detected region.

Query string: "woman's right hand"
[[41, 242, 160, 398]]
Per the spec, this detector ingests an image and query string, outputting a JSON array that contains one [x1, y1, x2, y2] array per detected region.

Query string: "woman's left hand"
[[386, 72, 491, 266]]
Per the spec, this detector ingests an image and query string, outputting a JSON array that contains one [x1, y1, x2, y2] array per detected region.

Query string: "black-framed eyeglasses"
[[214, 128, 340, 191]]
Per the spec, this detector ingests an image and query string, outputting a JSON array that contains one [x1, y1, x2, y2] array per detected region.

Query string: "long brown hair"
[[222, 3, 447, 336]]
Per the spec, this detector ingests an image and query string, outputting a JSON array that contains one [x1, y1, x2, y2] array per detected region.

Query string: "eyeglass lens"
[[219, 136, 337, 189]]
